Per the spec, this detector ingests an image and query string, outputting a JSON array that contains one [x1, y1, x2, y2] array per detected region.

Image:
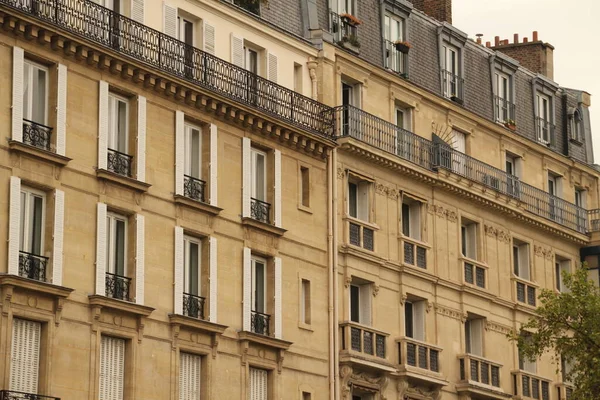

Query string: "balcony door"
[[341, 82, 360, 137], [22, 60, 48, 128], [108, 93, 129, 155], [183, 236, 201, 296], [177, 16, 194, 78], [106, 213, 127, 277], [20, 188, 45, 260], [251, 257, 267, 314], [245, 47, 259, 105], [442, 45, 458, 97], [494, 72, 511, 122]]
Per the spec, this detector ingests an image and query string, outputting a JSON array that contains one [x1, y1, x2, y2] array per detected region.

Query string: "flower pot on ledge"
[[450, 95, 463, 105], [340, 14, 361, 26], [506, 123, 516, 131], [394, 42, 411, 54]]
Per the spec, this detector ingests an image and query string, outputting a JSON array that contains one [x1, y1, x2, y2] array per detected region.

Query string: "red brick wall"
[[492, 42, 553, 79], [412, 0, 452, 24]]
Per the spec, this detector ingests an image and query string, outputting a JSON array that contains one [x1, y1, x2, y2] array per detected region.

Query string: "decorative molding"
[[485, 321, 513, 335], [484, 224, 511, 243], [534, 245, 553, 260], [340, 365, 389, 400], [484, 224, 497, 237], [427, 204, 457, 222], [344, 275, 352, 288], [375, 183, 399, 199], [497, 229, 511, 243], [400, 293, 408, 306], [372, 284, 380, 297], [397, 377, 441, 400], [434, 304, 466, 322], [337, 167, 345, 180]]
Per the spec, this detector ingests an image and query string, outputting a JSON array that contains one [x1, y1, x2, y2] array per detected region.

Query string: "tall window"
[[178, 16, 194, 45], [404, 300, 425, 341], [384, 15, 405, 73], [536, 93, 551, 144], [442, 45, 459, 98], [249, 368, 268, 400], [494, 71, 512, 122], [465, 317, 484, 356], [108, 93, 129, 155], [251, 148, 267, 203], [349, 281, 371, 325], [301, 279, 311, 325], [184, 236, 201, 296], [348, 179, 370, 221], [505, 153, 521, 197], [106, 213, 128, 301], [99, 336, 125, 400], [300, 166, 310, 208], [23, 60, 48, 126], [513, 239, 530, 281], [555, 258, 570, 292], [184, 123, 202, 180], [401, 199, 421, 240], [180, 352, 202, 400], [548, 173, 562, 221], [518, 333, 536, 373], [252, 257, 267, 315], [246, 48, 259, 75], [338, 0, 355, 15], [10, 318, 41, 395], [571, 110, 583, 142], [20, 187, 45, 260], [461, 220, 477, 260]]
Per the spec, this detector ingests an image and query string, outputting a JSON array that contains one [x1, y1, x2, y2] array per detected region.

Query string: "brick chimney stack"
[[412, 0, 452, 24], [490, 30, 555, 80]]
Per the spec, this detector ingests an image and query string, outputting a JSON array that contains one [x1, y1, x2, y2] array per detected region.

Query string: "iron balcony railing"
[[19, 251, 48, 282], [340, 322, 387, 359], [107, 148, 133, 177], [512, 371, 551, 400], [250, 197, 271, 224], [184, 175, 206, 203], [494, 95, 515, 123], [458, 354, 501, 388], [1, 0, 334, 138], [536, 117, 555, 146], [183, 292, 205, 320], [589, 209, 600, 232], [384, 39, 406, 76], [0, 390, 60, 400], [23, 119, 53, 151], [442, 69, 464, 103], [398, 337, 441, 373], [105, 272, 131, 301], [251, 310, 270, 335], [329, 11, 358, 45]]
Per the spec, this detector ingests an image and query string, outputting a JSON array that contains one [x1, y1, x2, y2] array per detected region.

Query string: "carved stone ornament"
[[434, 303, 466, 321], [485, 321, 513, 336], [344, 275, 352, 288], [372, 284, 380, 297], [484, 224, 497, 237], [483, 224, 510, 243], [376, 183, 399, 199], [340, 365, 389, 400], [396, 377, 441, 400], [426, 204, 456, 222], [337, 167, 346, 180], [534, 245, 553, 260]]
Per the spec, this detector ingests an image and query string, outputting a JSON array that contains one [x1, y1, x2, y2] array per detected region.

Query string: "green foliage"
[[509, 266, 600, 399]]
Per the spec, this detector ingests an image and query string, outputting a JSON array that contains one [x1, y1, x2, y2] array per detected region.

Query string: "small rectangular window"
[[349, 280, 371, 325], [300, 166, 310, 207], [513, 239, 530, 281], [249, 368, 268, 400], [465, 317, 484, 356], [461, 219, 478, 260], [404, 300, 425, 340], [555, 259, 570, 292], [348, 178, 370, 221], [301, 279, 311, 325], [401, 198, 421, 241]]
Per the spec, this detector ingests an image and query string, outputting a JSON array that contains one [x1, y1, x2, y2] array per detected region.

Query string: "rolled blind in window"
[[99, 336, 125, 400], [10, 318, 41, 393]]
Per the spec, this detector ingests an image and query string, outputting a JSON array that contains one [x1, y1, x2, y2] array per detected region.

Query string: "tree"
[[510, 266, 600, 399]]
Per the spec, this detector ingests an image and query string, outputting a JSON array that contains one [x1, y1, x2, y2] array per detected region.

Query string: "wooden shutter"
[[174, 226, 184, 315], [359, 284, 371, 326], [274, 149, 282, 228], [242, 247, 252, 331], [98, 81, 109, 170], [136, 95, 146, 182], [231, 34, 244, 68], [452, 130, 466, 153], [163, 2, 177, 38], [10, 319, 41, 393], [56, 63, 67, 156], [12, 46, 24, 143], [274, 257, 282, 339], [96, 203, 108, 295], [179, 352, 201, 400], [131, 0, 144, 23], [209, 123, 218, 206], [203, 22, 215, 56], [8, 176, 21, 276], [52, 189, 65, 286], [267, 52, 278, 83], [99, 336, 125, 400], [242, 137, 251, 218], [175, 111, 185, 196], [135, 214, 145, 305], [250, 368, 268, 400], [209, 237, 218, 323]]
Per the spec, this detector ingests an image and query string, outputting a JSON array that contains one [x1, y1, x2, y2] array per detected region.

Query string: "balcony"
[[339, 322, 395, 372], [105, 272, 131, 301], [494, 95, 516, 125], [183, 293, 205, 320], [184, 175, 206, 203], [23, 119, 53, 151], [251, 197, 271, 224], [329, 11, 360, 52], [397, 337, 446, 387], [442, 70, 464, 104], [555, 383, 573, 400], [457, 354, 507, 399], [512, 371, 551, 400], [402, 237, 427, 269], [514, 278, 537, 307], [384, 40, 407, 78], [251, 310, 270, 336], [0, 390, 59, 400], [348, 219, 374, 251], [107, 148, 133, 177], [588, 209, 600, 232], [2, 0, 334, 139], [536, 117, 555, 146], [18, 251, 48, 282]]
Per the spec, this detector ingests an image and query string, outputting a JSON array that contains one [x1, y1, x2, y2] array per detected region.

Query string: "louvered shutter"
[[135, 214, 145, 305], [250, 368, 268, 400], [175, 111, 185, 196], [10, 319, 41, 393], [179, 352, 201, 400], [274, 257, 282, 339], [52, 189, 65, 286], [209, 237, 218, 323], [242, 138, 251, 218], [203, 22, 215, 56], [209, 123, 218, 206], [131, 0, 144, 23], [163, 2, 177, 38], [99, 336, 125, 400], [242, 247, 252, 331], [8, 176, 21, 276], [174, 227, 184, 315], [56, 64, 67, 156], [12, 46, 24, 143], [452, 130, 466, 153], [274, 149, 282, 228], [231, 34, 244, 68], [267, 52, 278, 83], [359, 284, 371, 326], [96, 203, 107, 295], [136, 96, 146, 182], [98, 81, 109, 170]]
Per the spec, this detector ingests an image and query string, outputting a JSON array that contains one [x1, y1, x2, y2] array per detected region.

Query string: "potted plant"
[[394, 40, 411, 54], [338, 34, 361, 52], [504, 119, 516, 131], [340, 13, 362, 26]]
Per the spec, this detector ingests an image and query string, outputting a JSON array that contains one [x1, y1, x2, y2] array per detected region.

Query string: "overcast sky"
[[453, 0, 600, 164]]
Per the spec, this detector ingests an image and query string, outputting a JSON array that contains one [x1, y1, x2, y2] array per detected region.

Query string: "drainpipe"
[[332, 147, 340, 399], [327, 146, 335, 400]]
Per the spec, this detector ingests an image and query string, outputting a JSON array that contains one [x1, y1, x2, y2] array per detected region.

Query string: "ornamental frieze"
[[427, 204, 457, 222], [534, 245, 553, 260]]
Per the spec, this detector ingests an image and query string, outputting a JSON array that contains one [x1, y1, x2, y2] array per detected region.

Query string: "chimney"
[[490, 30, 555, 80], [412, 0, 452, 24]]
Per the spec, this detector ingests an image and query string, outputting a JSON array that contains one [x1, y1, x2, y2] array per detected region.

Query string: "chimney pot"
[[533, 31, 538, 41], [514, 34, 519, 44], [485, 41, 491, 47], [495, 36, 500, 46], [524, 37, 528, 43]]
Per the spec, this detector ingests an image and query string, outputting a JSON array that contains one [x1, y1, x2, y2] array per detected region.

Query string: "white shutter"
[[136, 95, 146, 182], [209, 123, 218, 206], [12, 46, 24, 143], [209, 237, 218, 323], [231, 34, 244, 68], [359, 284, 371, 326], [179, 353, 201, 400], [135, 214, 145, 305], [98, 81, 109, 170], [99, 336, 125, 400], [131, 0, 144, 23], [242, 138, 251, 218], [414, 301, 426, 341], [8, 176, 21, 276], [471, 319, 483, 356], [203, 22, 215, 56], [452, 130, 466, 153], [175, 111, 185, 196], [242, 247, 252, 331], [250, 368, 268, 400], [10, 319, 41, 393], [274, 257, 282, 339], [52, 189, 65, 286], [174, 227, 184, 315], [267, 52, 278, 83], [519, 245, 530, 280], [467, 224, 477, 260], [56, 64, 67, 155], [409, 203, 421, 241], [163, 2, 177, 38], [96, 203, 107, 295], [274, 149, 282, 228]]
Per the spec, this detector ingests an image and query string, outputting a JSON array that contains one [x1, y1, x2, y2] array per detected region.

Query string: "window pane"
[[254, 261, 265, 312], [115, 219, 125, 276], [191, 129, 201, 178], [117, 100, 127, 152], [350, 285, 360, 323], [31, 195, 43, 255], [20, 192, 26, 251], [188, 241, 199, 295], [254, 153, 266, 201], [465, 320, 471, 353], [23, 63, 31, 120], [513, 245, 520, 276], [402, 203, 410, 236], [32, 67, 46, 124], [405, 302, 413, 338], [348, 183, 357, 218], [461, 226, 467, 256]]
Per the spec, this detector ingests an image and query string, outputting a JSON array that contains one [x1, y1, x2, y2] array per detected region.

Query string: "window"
[[10, 318, 41, 395], [338, 0, 355, 15], [184, 123, 202, 180], [301, 279, 311, 325], [106, 213, 128, 300], [293, 63, 303, 93], [575, 188, 586, 209], [19, 187, 45, 260], [249, 367, 268, 400], [404, 300, 425, 341], [251, 148, 267, 203], [494, 71, 513, 122], [536, 93, 552, 144], [384, 14, 406, 74], [23, 60, 48, 127], [300, 166, 310, 208], [518, 333, 536, 373], [505, 153, 522, 197], [349, 281, 371, 325], [252, 257, 267, 315], [99, 336, 125, 400], [452, 130, 466, 154], [571, 110, 583, 142], [180, 352, 202, 400], [183, 235, 202, 317], [401, 198, 421, 240], [561, 356, 573, 383], [302, 393, 311, 400], [548, 173, 562, 197], [348, 179, 370, 221], [442, 45, 460, 99], [178, 16, 194, 46], [465, 317, 484, 356], [513, 239, 530, 280], [555, 258, 570, 292], [246, 48, 259, 75], [341, 81, 361, 136], [108, 93, 129, 155], [395, 106, 411, 131], [461, 219, 477, 260], [95, 0, 120, 12]]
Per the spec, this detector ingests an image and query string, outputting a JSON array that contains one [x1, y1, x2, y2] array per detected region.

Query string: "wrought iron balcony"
[[329, 11, 359, 48], [251, 310, 270, 335], [442, 69, 464, 103], [250, 197, 271, 224], [384, 39, 407, 77], [512, 371, 551, 400], [340, 322, 387, 359], [0, 0, 334, 138], [398, 337, 441, 373], [348, 220, 374, 251], [183, 292, 206, 320], [19, 251, 48, 282], [535, 117, 555, 145], [105, 272, 131, 301], [184, 175, 206, 203], [402, 237, 427, 269], [23, 119, 53, 151], [494, 95, 515, 123], [458, 354, 502, 388], [515, 278, 536, 306], [107, 148, 133, 177], [0, 390, 60, 400]]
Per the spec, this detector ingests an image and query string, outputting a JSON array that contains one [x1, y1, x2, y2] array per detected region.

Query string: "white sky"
[[453, 0, 600, 164]]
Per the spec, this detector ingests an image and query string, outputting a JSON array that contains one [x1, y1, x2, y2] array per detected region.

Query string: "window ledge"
[[9, 140, 71, 166], [569, 138, 584, 146], [460, 257, 488, 269], [241, 217, 287, 236], [400, 235, 430, 248], [510, 276, 538, 287], [343, 216, 380, 231], [238, 330, 292, 351], [455, 382, 511, 399], [297, 204, 313, 214], [168, 314, 227, 336], [0, 273, 73, 298], [88, 294, 154, 317], [96, 169, 151, 192], [174, 195, 222, 216]]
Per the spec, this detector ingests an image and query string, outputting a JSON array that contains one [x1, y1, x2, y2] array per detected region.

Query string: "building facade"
[[0, 0, 598, 400]]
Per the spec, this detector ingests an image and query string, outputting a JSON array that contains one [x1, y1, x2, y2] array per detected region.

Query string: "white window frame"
[[404, 300, 425, 341], [505, 153, 521, 179], [347, 178, 370, 222], [395, 106, 412, 131], [513, 240, 530, 281], [20, 187, 46, 256], [349, 282, 371, 326], [108, 93, 129, 154], [338, 0, 355, 15], [384, 14, 404, 42], [184, 122, 202, 179], [494, 71, 511, 122], [106, 212, 128, 277], [548, 173, 562, 198], [23, 60, 49, 126], [536, 93, 551, 143], [442, 45, 459, 97], [341, 81, 361, 107], [251, 256, 267, 314], [251, 148, 267, 202], [245, 47, 259, 75], [401, 198, 421, 241], [183, 235, 202, 296], [461, 221, 478, 260], [465, 318, 484, 356]]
